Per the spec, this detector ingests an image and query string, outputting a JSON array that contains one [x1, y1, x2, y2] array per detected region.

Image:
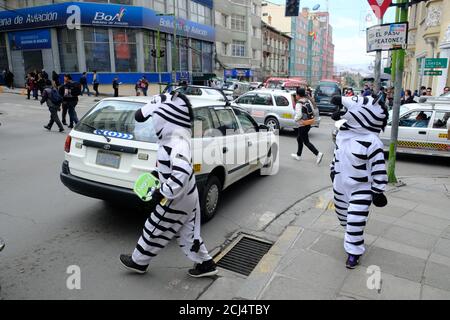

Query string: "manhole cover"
[[214, 235, 273, 276]]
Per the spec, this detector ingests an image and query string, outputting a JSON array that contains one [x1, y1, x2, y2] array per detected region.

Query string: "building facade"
[[0, 0, 215, 86], [403, 0, 450, 95], [214, 0, 262, 81], [261, 1, 334, 86], [261, 21, 290, 79], [306, 10, 334, 85]]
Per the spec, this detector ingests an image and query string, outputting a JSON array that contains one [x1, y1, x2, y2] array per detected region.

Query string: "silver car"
[[232, 89, 321, 131]]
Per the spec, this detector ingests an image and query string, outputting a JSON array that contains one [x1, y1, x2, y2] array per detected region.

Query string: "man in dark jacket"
[[41, 80, 64, 132], [112, 77, 120, 97], [80, 72, 91, 96], [59, 74, 80, 128]]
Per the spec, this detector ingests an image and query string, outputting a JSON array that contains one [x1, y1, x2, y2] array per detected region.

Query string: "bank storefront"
[[0, 1, 215, 86]]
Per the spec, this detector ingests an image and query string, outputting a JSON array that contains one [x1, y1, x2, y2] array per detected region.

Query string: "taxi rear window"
[[76, 100, 158, 143]]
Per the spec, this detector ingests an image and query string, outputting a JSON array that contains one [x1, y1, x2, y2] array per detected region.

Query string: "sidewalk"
[[234, 176, 450, 300]]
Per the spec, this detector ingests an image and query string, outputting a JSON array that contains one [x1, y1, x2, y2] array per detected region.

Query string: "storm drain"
[[215, 235, 273, 276]]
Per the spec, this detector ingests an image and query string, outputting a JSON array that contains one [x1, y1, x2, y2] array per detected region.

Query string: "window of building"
[[167, 0, 188, 19], [84, 27, 111, 72], [191, 2, 212, 25], [232, 40, 245, 57], [178, 37, 189, 71], [143, 30, 167, 72], [202, 42, 213, 73], [113, 28, 137, 72], [222, 42, 229, 55], [151, 0, 166, 13], [221, 13, 228, 27], [192, 39, 202, 72], [231, 14, 246, 31], [58, 28, 79, 72]]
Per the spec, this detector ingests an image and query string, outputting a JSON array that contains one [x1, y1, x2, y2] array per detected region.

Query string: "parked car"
[[332, 97, 450, 157], [60, 97, 278, 221], [165, 85, 231, 102], [232, 89, 321, 131]]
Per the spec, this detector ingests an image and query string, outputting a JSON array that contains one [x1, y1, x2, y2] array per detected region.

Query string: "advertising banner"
[[8, 29, 51, 50], [366, 22, 408, 52]]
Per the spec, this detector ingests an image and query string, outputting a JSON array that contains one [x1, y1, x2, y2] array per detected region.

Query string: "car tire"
[[200, 175, 222, 223], [265, 117, 280, 131]]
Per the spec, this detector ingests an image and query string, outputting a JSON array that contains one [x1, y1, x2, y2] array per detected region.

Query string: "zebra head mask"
[[331, 94, 388, 135], [135, 91, 194, 143]]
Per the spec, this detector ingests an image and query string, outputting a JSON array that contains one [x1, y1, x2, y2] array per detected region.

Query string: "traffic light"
[[160, 49, 165, 58], [151, 49, 157, 58], [285, 0, 300, 17]]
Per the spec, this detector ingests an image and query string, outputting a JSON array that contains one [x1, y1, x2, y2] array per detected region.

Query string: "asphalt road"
[[0, 92, 448, 299]]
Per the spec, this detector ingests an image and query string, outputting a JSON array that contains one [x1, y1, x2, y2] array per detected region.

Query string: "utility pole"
[[374, 17, 383, 94], [387, 0, 408, 184], [173, 0, 178, 84]]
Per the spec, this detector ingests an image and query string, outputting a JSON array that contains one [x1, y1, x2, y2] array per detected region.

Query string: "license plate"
[[96, 151, 121, 169]]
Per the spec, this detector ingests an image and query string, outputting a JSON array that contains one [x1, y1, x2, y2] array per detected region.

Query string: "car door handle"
[[248, 141, 253, 147], [223, 147, 228, 154], [418, 131, 427, 135]]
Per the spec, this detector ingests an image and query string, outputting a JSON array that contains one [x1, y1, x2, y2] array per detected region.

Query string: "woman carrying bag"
[[291, 88, 324, 165]]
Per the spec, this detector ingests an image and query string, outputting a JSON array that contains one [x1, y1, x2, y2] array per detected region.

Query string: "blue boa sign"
[[0, 2, 215, 42]]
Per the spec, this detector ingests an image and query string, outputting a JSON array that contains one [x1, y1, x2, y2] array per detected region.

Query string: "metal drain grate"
[[215, 235, 273, 276]]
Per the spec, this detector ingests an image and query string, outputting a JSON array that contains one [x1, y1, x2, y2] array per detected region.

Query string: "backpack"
[[70, 82, 82, 97], [49, 88, 63, 106], [302, 100, 315, 120]]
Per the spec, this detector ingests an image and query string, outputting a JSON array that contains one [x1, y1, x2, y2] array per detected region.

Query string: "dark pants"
[[143, 88, 148, 96], [67, 101, 79, 127], [81, 84, 91, 96], [297, 126, 319, 157], [27, 88, 38, 100], [61, 103, 68, 124], [47, 106, 64, 130], [93, 83, 99, 96], [114, 88, 119, 97]]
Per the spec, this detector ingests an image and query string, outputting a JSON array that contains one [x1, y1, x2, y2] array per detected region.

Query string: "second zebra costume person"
[[120, 91, 218, 278], [330, 94, 389, 269]]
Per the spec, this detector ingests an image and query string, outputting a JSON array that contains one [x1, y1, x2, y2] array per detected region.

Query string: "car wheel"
[[200, 175, 222, 223], [265, 117, 280, 131]]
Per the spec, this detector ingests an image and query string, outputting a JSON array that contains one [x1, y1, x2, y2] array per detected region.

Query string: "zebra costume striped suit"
[[131, 92, 212, 267], [331, 95, 388, 256]]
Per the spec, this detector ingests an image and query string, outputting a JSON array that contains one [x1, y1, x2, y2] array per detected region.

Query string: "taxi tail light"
[[64, 135, 72, 153]]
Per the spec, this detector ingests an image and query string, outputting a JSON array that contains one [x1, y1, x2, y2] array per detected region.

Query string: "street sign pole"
[[374, 17, 383, 94], [387, 0, 408, 184]]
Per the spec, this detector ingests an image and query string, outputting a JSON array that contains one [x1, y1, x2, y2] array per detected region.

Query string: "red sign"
[[367, 0, 392, 20]]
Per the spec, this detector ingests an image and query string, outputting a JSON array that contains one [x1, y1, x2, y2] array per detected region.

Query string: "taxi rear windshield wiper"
[[79, 122, 111, 143]]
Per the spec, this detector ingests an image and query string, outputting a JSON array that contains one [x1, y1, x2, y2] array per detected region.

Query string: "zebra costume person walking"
[[120, 91, 218, 278], [330, 94, 389, 269]]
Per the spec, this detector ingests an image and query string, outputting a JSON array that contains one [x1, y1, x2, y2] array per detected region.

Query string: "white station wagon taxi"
[[60, 97, 278, 221], [333, 97, 450, 157], [232, 89, 321, 131], [380, 98, 450, 157]]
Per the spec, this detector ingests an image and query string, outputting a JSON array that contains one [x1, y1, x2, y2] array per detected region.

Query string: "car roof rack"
[[422, 97, 450, 110]]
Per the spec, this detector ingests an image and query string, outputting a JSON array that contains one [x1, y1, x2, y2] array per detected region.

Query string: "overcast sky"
[[268, 0, 396, 71]]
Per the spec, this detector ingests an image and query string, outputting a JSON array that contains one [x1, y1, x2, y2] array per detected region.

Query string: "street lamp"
[[156, 13, 175, 93]]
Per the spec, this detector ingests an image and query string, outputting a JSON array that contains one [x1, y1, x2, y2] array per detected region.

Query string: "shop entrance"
[[23, 50, 43, 75]]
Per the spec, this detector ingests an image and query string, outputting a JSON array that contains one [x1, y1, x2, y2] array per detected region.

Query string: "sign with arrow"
[[367, 0, 392, 20]]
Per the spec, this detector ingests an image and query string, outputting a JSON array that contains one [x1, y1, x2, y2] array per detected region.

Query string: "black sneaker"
[[0, 237, 5, 252], [346, 254, 360, 269], [59, 128, 65, 133], [119, 254, 148, 274], [188, 259, 218, 278], [44, 125, 51, 131]]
